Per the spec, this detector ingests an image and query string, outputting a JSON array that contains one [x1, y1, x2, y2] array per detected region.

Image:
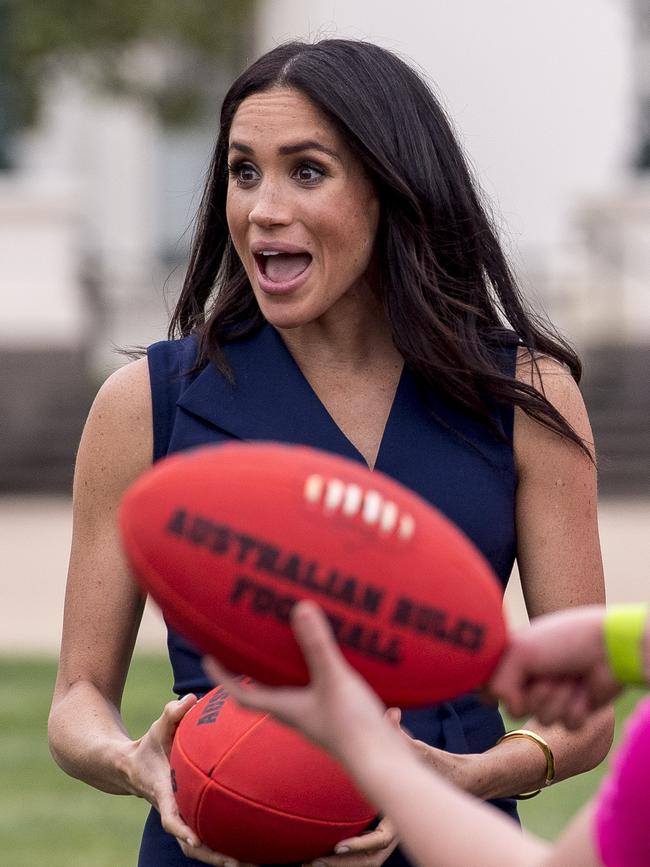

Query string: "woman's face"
[[226, 87, 380, 330]]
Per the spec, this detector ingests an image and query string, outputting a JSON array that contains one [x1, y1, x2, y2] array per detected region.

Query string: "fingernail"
[[186, 837, 195, 847], [335, 846, 351, 854]]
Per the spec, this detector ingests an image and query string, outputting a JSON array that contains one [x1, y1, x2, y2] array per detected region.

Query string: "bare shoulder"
[[74, 357, 153, 505], [515, 348, 587, 425], [514, 348, 595, 474], [513, 356, 603, 617], [56, 357, 154, 702], [91, 356, 151, 429]]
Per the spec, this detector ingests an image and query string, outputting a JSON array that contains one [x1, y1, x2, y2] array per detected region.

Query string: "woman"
[[206, 601, 650, 867], [48, 39, 612, 867]]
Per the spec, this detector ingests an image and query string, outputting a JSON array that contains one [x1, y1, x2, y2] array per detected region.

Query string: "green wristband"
[[603, 604, 649, 685]]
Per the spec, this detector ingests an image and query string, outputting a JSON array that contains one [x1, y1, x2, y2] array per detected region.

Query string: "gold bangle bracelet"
[[495, 729, 556, 800]]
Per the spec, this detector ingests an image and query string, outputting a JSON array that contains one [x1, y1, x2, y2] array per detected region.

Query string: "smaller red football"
[[170, 685, 376, 862]]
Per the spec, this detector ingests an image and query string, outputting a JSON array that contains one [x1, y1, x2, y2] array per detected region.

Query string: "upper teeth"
[[261, 251, 280, 256]]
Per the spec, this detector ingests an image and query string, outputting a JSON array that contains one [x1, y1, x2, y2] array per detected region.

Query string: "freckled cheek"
[[320, 235, 373, 291], [334, 209, 377, 271], [226, 193, 243, 235], [225, 195, 250, 263]]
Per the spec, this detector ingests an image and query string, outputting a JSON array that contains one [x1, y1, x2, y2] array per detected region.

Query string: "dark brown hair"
[[170, 39, 589, 455]]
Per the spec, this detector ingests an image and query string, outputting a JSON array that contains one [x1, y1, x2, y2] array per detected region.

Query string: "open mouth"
[[255, 251, 313, 284]]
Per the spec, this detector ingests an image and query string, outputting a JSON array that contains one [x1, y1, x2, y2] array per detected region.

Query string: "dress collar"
[[176, 324, 371, 465]]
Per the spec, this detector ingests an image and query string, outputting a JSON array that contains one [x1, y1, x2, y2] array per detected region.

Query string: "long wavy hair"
[[170, 39, 588, 454]]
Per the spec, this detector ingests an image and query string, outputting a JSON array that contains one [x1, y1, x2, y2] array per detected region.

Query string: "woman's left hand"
[[301, 817, 398, 867], [383, 708, 480, 796]]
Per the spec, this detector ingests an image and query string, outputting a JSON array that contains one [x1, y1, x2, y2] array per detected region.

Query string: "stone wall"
[[0, 348, 92, 492]]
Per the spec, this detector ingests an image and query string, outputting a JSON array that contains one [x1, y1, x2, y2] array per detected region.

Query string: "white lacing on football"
[[303, 474, 415, 540]]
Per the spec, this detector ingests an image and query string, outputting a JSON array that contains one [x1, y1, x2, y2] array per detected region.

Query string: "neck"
[[276, 288, 399, 374]]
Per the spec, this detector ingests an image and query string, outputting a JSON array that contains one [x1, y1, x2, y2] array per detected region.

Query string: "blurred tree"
[[631, 0, 650, 170], [1, 0, 256, 166], [1, 1, 15, 168]]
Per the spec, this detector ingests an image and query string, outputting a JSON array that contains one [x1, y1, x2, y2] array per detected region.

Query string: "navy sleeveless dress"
[[138, 323, 519, 866]]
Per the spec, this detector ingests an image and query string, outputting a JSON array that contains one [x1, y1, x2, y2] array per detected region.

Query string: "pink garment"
[[595, 695, 650, 867]]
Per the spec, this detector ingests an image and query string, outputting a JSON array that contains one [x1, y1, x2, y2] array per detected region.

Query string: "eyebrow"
[[229, 140, 341, 162]]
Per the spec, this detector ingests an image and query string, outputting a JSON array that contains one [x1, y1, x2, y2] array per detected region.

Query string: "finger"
[[204, 655, 307, 721], [384, 708, 415, 739], [204, 602, 345, 693], [332, 830, 389, 856], [290, 600, 349, 685], [586, 664, 623, 708], [334, 818, 396, 854], [504, 694, 529, 719], [306, 832, 398, 867], [202, 656, 243, 695], [489, 649, 528, 715], [307, 856, 387, 867], [525, 678, 557, 719], [158, 790, 200, 848], [499, 689, 529, 720], [178, 838, 242, 866], [163, 694, 197, 726], [152, 694, 197, 750], [159, 695, 196, 733], [384, 707, 401, 728], [563, 685, 592, 731], [202, 658, 270, 710], [489, 672, 528, 718], [202, 655, 223, 685], [533, 680, 577, 727]]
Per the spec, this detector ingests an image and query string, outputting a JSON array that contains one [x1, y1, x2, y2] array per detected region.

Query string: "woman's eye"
[[293, 163, 324, 184], [228, 162, 258, 185]]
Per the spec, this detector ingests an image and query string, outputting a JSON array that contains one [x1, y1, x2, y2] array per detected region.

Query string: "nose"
[[247, 178, 292, 228]]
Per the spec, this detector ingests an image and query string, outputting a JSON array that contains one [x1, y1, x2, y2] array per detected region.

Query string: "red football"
[[119, 442, 506, 707], [170, 684, 376, 862]]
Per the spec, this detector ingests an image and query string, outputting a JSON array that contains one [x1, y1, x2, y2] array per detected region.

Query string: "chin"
[[255, 294, 318, 331], [259, 308, 311, 331]]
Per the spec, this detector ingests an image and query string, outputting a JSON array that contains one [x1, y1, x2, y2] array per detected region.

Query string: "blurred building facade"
[[1, 0, 648, 494], [511, 0, 650, 493], [1, 6, 252, 490]]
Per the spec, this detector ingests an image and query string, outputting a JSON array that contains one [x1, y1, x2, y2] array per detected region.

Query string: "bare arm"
[[390, 354, 614, 801], [48, 358, 153, 790], [47, 359, 217, 860], [510, 354, 612, 782], [463, 353, 614, 798]]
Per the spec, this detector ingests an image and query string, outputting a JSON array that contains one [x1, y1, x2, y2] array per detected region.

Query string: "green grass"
[[0, 656, 645, 865], [0, 655, 173, 867]]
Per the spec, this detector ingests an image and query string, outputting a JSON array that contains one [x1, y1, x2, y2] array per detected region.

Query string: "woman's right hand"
[[121, 694, 248, 866]]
